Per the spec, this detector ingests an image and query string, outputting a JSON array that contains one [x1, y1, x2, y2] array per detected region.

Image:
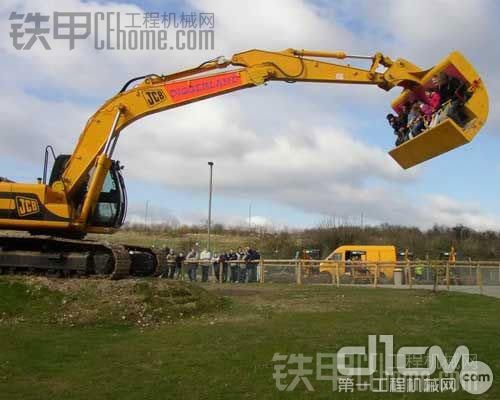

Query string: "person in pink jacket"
[[425, 87, 441, 111], [421, 87, 441, 124]]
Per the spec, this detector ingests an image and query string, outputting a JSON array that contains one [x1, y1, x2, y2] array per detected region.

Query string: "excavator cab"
[[389, 52, 489, 169], [49, 155, 127, 228]]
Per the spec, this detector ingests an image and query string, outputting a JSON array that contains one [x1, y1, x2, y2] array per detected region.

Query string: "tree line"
[[123, 221, 500, 260]]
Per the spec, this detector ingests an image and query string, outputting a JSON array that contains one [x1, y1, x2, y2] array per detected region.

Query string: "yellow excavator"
[[0, 48, 489, 278]]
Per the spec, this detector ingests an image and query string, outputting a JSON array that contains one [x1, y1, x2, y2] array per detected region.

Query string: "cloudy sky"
[[1, 0, 499, 229]]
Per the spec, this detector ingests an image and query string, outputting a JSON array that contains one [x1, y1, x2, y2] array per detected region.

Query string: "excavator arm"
[[61, 48, 431, 226], [62, 49, 425, 198]]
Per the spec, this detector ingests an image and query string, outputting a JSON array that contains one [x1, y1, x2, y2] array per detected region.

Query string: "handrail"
[[42, 145, 57, 184]]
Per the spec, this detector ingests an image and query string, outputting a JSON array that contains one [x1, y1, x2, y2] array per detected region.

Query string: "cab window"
[[101, 172, 117, 193], [345, 250, 367, 261], [328, 253, 342, 261], [90, 163, 127, 228]]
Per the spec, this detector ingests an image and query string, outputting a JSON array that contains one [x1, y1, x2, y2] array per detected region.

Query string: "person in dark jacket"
[[432, 73, 469, 126], [398, 103, 410, 129], [433, 73, 465, 104], [237, 247, 246, 283], [220, 252, 229, 282], [228, 249, 239, 283], [245, 247, 260, 283], [387, 113, 406, 146], [174, 252, 185, 279]]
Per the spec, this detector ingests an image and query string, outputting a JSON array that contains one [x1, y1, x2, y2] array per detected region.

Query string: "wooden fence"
[[177, 259, 500, 294]]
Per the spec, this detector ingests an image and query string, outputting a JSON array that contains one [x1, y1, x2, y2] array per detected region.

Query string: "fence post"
[[468, 257, 473, 285], [296, 260, 302, 285], [432, 263, 439, 293], [446, 263, 450, 291], [477, 263, 483, 295], [425, 253, 430, 283], [336, 263, 340, 287], [259, 258, 265, 284], [407, 259, 412, 289], [374, 263, 379, 288]]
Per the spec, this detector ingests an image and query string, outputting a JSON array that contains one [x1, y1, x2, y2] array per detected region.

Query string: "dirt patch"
[[2, 277, 224, 328]]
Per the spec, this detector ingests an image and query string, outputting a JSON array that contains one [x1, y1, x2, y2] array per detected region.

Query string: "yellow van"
[[320, 245, 397, 282]]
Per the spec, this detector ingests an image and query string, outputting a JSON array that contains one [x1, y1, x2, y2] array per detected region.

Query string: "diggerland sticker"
[[165, 71, 242, 103]]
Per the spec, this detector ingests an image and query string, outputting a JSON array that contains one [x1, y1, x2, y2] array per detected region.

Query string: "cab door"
[[90, 162, 127, 228]]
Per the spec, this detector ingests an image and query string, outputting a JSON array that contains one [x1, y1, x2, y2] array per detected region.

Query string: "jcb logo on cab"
[[16, 196, 40, 217], [143, 90, 166, 107]]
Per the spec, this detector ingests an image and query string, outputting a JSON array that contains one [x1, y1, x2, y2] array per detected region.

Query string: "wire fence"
[[177, 259, 500, 295]]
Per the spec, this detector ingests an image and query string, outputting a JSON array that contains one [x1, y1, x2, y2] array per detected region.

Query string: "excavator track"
[[109, 244, 131, 280], [0, 234, 158, 279]]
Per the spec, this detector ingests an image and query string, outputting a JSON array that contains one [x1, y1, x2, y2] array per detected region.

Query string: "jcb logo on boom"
[[143, 89, 167, 107], [15, 196, 40, 217]]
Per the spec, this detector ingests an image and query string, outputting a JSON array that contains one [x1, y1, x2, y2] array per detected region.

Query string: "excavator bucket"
[[389, 51, 489, 169]]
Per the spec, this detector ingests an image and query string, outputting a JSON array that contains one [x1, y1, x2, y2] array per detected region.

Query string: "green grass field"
[[1, 277, 499, 399]]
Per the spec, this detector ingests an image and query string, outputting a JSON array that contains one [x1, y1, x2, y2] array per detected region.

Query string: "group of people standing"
[[387, 72, 469, 146], [160, 246, 261, 283]]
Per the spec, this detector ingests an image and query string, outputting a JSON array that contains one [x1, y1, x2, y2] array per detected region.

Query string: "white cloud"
[[125, 202, 182, 227], [0, 86, 92, 159], [125, 201, 277, 230], [188, 0, 357, 51], [418, 195, 500, 231], [116, 97, 414, 193]]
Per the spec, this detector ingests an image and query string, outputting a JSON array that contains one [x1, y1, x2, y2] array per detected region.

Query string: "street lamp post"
[[248, 202, 252, 231], [144, 200, 150, 231], [207, 162, 214, 255]]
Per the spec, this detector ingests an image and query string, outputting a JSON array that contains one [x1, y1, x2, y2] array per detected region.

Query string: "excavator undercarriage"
[[0, 235, 158, 279]]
